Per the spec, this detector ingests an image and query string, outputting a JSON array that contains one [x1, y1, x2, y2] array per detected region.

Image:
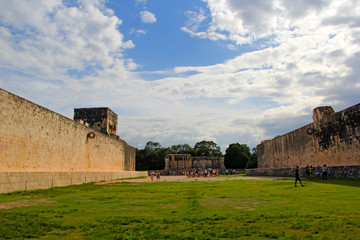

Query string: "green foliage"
[[194, 140, 222, 156], [136, 140, 223, 170], [169, 144, 196, 155], [0, 179, 359, 239], [136, 141, 168, 170], [247, 147, 258, 168], [224, 143, 251, 168]]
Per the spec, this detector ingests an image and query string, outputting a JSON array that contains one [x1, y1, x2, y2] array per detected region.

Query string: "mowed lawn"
[[0, 177, 359, 239]]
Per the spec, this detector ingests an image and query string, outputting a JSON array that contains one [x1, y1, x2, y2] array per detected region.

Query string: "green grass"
[[0, 178, 359, 239]]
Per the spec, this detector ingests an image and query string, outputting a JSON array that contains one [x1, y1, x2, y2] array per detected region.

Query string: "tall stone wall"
[[0, 88, 145, 192], [0, 88, 136, 172], [257, 103, 360, 168], [124, 144, 136, 171]]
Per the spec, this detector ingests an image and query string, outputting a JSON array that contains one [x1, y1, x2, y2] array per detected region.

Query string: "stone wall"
[[246, 166, 360, 179], [124, 144, 136, 171], [192, 156, 226, 169], [74, 107, 118, 136], [164, 154, 225, 170], [0, 171, 147, 193], [0, 88, 144, 192], [257, 103, 360, 169]]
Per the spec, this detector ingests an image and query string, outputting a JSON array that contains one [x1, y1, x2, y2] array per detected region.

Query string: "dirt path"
[[0, 199, 56, 210], [96, 175, 293, 185]]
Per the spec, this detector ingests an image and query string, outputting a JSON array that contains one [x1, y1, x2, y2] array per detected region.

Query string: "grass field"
[[0, 177, 359, 239]]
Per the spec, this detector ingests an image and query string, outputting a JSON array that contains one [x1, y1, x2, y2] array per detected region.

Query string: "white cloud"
[[1, 0, 359, 152], [0, 0, 135, 82], [140, 10, 156, 23], [157, 0, 360, 146], [135, 0, 147, 4], [130, 28, 147, 35], [183, 0, 360, 48]]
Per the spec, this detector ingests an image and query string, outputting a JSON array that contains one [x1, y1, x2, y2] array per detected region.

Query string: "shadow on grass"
[[301, 177, 360, 188], [245, 174, 360, 187]]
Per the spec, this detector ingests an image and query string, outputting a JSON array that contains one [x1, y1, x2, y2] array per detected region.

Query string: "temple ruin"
[[164, 154, 225, 170], [74, 107, 118, 137]]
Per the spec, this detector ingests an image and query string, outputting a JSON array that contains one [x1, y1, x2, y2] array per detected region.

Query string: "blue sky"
[[1, 0, 360, 152], [109, 0, 249, 72]]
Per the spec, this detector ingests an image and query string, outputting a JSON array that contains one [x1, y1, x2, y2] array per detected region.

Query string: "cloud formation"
[[0, 0, 135, 81], [0, 0, 359, 152], [140, 10, 156, 23], [173, 0, 360, 146]]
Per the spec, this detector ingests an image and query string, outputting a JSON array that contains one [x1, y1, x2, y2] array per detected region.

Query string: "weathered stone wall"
[[0, 171, 147, 193], [0, 89, 146, 192], [74, 107, 118, 136], [164, 154, 192, 170], [257, 103, 360, 168], [192, 156, 226, 169], [124, 144, 136, 171], [0, 88, 144, 192], [246, 166, 360, 179], [164, 154, 225, 170]]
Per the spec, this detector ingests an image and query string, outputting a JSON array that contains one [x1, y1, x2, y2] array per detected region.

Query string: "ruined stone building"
[[257, 104, 360, 169], [164, 154, 225, 170], [74, 107, 118, 137], [0, 88, 146, 193]]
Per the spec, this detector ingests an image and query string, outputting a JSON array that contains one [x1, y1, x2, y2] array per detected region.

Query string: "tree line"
[[136, 140, 257, 170]]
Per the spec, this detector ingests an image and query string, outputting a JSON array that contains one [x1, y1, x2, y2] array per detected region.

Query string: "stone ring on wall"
[[87, 132, 96, 139], [307, 128, 314, 135]]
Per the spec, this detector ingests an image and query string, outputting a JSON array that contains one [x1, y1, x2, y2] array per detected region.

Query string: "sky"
[[1, 0, 359, 152]]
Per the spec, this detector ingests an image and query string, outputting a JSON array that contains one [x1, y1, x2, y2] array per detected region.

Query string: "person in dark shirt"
[[295, 165, 304, 187], [322, 164, 328, 180]]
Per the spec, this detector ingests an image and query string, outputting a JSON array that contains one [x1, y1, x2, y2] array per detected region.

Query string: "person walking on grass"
[[156, 171, 160, 181], [295, 165, 304, 187], [150, 171, 154, 181], [322, 164, 328, 180], [316, 165, 321, 178]]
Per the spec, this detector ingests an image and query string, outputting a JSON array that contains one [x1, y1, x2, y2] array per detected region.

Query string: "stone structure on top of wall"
[[74, 107, 118, 137], [164, 154, 225, 170], [0, 88, 146, 193], [312, 106, 335, 122], [257, 103, 360, 169]]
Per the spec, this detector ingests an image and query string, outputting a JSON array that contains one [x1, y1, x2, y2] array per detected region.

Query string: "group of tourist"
[[149, 171, 161, 182], [295, 164, 329, 187], [304, 164, 328, 179], [148, 169, 220, 181], [185, 169, 219, 178]]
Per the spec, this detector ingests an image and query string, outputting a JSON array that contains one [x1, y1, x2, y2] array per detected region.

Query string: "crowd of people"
[[185, 169, 219, 178], [148, 169, 221, 181], [303, 164, 328, 179], [295, 164, 329, 187]]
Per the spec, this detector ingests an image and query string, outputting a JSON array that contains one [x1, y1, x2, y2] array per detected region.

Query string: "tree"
[[136, 141, 167, 170], [247, 147, 258, 168], [224, 143, 251, 169], [169, 144, 196, 155], [144, 141, 162, 152], [194, 140, 222, 156], [135, 149, 147, 171]]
